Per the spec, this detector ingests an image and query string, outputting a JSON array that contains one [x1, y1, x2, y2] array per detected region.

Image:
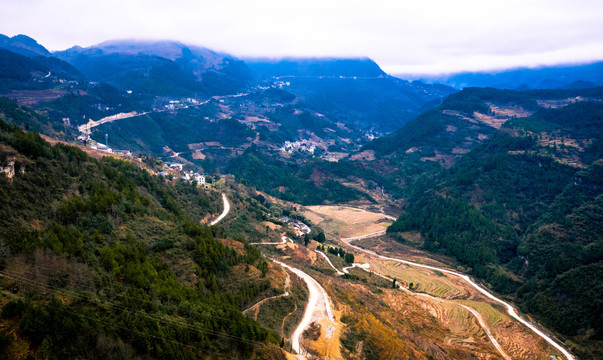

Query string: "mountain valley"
[[0, 33, 601, 360]]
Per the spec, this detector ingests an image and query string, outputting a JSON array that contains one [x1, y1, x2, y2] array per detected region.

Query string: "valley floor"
[[249, 204, 575, 360]]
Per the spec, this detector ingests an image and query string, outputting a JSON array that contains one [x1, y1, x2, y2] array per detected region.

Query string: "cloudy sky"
[[2, 0, 602, 74]]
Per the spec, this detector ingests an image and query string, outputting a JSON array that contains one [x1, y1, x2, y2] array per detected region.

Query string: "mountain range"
[[0, 33, 602, 359], [403, 61, 603, 90]]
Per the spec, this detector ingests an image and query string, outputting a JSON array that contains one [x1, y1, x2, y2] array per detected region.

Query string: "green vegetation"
[[387, 101, 603, 358], [91, 104, 248, 155], [0, 113, 283, 359], [0, 49, 81, 92], [0, 97, 67, 139], [226, 148, 373, 205], [43, 83, 136, 129]]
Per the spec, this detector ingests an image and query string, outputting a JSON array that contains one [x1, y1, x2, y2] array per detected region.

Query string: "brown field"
[[473, 112, 510, 129], [191, 150, 206, 159], [1, 89, 69, 107], [536, 97, 600, 109], [302, 206, 392, 238], [488, 103, 533, 118], [349, 150, 376, 161], [420, 150, 458, 167]]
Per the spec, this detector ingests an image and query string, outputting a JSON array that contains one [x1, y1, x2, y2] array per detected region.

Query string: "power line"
[[2, 286, 244, 360], [3, 271, 284, 360], [8, 258, 281, 332], [3, 271, 270, 347], [1, 272, 283, 353]]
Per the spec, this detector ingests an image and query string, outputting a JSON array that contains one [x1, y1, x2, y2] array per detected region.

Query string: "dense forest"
[[225, 147, 374, 205], [0, 114, 284, 359], [387, 101, 603, 358]]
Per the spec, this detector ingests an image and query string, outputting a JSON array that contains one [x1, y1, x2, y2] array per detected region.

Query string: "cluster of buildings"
[[280, 216, 311, 237], [76, 135, 131, 156], [180, 170, 206, 184], [162, 98, 206, 111], [163, 161, 184, 171], [274, 81, 291, 88], [160, 162, 208, 187], [178, 170, 207, 187], [280, 140, 316, 155]]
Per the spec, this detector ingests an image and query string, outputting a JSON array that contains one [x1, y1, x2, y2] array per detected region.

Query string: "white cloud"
[[1, 0, 602, 74]]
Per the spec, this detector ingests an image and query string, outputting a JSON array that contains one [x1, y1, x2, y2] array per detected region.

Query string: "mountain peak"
[[0, 33, 50, 57]]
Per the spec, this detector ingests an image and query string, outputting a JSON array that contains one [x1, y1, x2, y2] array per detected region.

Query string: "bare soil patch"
[[349, 150, 375, 161], [303, 206, 392, 238], [1, 89, 69, 107]]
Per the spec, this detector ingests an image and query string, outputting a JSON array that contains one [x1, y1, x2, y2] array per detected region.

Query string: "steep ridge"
[[387, 100, 603, 358], [0, 34, 50, 57], [0, 114, 285, 359]]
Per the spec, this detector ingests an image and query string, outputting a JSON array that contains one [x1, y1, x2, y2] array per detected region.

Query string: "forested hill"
[[387, 101, 603, 358], [364, 86, 603, 162], [0, 112, 284, 359]]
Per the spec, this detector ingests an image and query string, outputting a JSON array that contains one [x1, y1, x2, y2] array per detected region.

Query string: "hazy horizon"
[[2, 0, 603, 75]]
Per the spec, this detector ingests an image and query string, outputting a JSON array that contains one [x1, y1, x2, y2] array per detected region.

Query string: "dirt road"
[[210, 193, 230, 225], [273, 260, 334, 357], [315, 251, 344, 275], [343, 234, 575, 360]]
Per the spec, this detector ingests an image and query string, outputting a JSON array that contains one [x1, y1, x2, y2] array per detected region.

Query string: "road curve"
[[272, 260, 334, 357], [243, 269, 291, 317], [315, 251, 344, 275], [343, 236, 575, 360], [243, 291, 290, 315], [250, 236, 290, 245], [210, 193, 230, 225]]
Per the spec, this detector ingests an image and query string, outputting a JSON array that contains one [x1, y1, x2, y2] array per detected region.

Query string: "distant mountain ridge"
[[54, 39, 253, 96], [245, 57, 386, 78], [364, 86, 603, 164], [401, 61, 603, 90]]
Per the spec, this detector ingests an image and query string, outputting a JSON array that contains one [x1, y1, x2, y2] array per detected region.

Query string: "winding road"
[[342, 234, 576, 360], [222, 196, 573, 359], [342, 262, 511, 359], [78, 93, 250, 134], [210, 193, 230, 225], [243, 269, 291, 318], [272, 260, 334, 357], [247, 236, 335, 357]]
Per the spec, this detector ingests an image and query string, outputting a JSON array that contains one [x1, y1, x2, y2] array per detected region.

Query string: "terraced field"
[[344, 236, 568, 360]]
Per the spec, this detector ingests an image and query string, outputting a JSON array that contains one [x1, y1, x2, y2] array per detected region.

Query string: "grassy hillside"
[[0, 113, 284, 359]]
